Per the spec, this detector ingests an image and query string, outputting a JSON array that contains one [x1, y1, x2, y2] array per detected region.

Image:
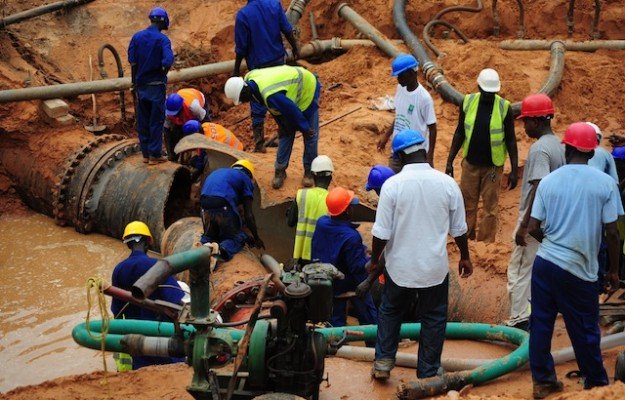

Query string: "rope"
[[85, 277, 112, 383]]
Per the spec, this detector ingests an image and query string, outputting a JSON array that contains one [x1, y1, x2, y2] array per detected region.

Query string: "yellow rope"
[[85, 277, 111, 384]]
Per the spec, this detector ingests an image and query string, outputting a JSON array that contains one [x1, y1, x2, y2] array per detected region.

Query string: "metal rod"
[[500, 39, 625, 51], [0, 38, 400, 103], [592, 0, 601, 39], [0, 0, 94, 28], [319, 106, 362, 128], [337, 3, 400, 58]]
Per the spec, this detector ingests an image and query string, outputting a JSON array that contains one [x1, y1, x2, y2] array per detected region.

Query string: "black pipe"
[[422, 20, 470, 58], [492, 0, 525, 38], [97, 44, 126, 121], [0, 0, 94, 28], [592, 0, 601, 39], [393, 0, 464, 106]]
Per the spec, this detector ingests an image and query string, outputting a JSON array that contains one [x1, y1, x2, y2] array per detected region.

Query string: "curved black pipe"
[[422, 20, 470, 58], [97, 43, 126, 121], [393, 0, 464, 105]]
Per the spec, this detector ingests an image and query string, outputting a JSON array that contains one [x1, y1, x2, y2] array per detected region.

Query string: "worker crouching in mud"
[[199, 159, 265, 261], [111, 221, 184, 370]]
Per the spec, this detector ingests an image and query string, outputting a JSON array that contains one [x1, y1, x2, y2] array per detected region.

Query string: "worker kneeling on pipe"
[[111, 221, 185, 370], [199, 159, 265, 261], [310, 186, 377, 340], [164, 88, 211, 162]]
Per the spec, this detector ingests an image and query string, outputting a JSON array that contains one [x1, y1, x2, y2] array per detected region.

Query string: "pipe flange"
[[53, 134, 128, 227]]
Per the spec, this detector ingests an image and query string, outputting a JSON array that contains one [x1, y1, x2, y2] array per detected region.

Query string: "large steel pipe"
[[0, 0, 94, 28], [337, 3, 400, 57], [500, 39, 625, 51], [0, 39, 399, 103]]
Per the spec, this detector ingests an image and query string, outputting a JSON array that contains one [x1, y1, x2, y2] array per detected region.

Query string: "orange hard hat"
[[326, 187, 359, 216], [517, 94, 555, 119], [562, 122, 597, 152]]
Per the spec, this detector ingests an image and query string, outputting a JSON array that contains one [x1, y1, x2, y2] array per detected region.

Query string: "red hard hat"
[[326, 187, 358, 216], [562, 122, 598, 152], [517, 93, 555, 119]]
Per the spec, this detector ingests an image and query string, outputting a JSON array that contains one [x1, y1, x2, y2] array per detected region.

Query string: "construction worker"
[[287, 155, 333, 265], [199, 160, 264, 260], [111, 221, 184, 370], [377, 54, 437, 171], [182, 120, 244, 151], [365, 164, 395, 196], [311, 187, 378, 332], [224, 65, 321, 189], [446, 68, 519, 242], [128, 7, 174, 166], [505, 94, 565, 331], [233, 0, 299, 153], [364, 129, 472, 380], [164, 88, 210, 161], [527, 122, 621, 397]]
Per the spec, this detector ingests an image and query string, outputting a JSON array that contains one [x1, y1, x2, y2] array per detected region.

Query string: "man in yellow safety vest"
[[224, 65, 321, 189], [445, 68, 518, 242], [286, 155, 333, 265]]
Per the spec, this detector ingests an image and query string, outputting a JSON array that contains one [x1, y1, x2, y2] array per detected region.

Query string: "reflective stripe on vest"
[[245, 65, 316, 116], [202, 123, 244, 151], [461, 93, 510, 167], [293, 187, 328, 260]]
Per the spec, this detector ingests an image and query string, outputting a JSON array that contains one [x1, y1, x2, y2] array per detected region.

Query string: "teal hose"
[[73, 320, 527, 395]]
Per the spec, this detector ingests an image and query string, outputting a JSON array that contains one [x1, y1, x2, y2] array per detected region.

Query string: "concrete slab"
[[40, 99, 69, 118]]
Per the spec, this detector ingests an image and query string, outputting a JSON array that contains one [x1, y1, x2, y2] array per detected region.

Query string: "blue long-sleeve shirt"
[[311, 216, 370, 295], [234, 0, 293, 69], [247, 80, 320, 133], [128, 25, 174, 86]]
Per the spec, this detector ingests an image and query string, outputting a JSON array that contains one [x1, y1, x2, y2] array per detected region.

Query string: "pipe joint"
[[121, 334, 186, 358]]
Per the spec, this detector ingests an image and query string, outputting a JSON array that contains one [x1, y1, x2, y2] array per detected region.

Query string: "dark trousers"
[[530, 256, 608, 388], [375, 273, 448, 378], [136, 85, 166, 158], [200, 197, 248, 261]]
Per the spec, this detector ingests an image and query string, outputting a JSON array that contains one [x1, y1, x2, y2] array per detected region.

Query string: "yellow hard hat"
[[122, 221, 152, 243], [232, 159, 255, 180]]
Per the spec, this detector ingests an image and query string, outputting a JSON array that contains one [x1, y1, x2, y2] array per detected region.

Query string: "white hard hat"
[[477, 68, 501, 93], [585, 121, 602, 142], [311, 155, 334, 174], [224, 77, 246, 105]]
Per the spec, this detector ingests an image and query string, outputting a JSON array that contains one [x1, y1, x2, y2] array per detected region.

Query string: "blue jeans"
[[375, 273, 448, 378], [332, 294, 378, 347], [250, 99, 267, 126], [530, 256, 608, 388], [200, 199, 249, 261], [136, 84, 166, 158]]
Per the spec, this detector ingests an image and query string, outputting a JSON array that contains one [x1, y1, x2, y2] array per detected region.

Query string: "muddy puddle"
[[0, 213, 125, 392]]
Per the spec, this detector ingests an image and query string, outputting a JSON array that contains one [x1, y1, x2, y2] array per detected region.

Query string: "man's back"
[[533, 164, 620, 281], [128, 26, 173, 86], [201, 168, 254, 210], [235, 0, 292, 69], [373, 163, 467, 287]]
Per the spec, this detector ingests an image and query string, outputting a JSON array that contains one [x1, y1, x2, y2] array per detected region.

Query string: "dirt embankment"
[[1, 0, 625, 398]]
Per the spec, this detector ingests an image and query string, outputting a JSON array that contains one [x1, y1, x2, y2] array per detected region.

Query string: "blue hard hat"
[[182, 120, 202, 135], [149, 7, 170, 28], [166, 93, 183, 116], [391, 54, 419, 77], [365, 165, 395, 191], [391, 129, 425, 156], [612, 146, 625, 160]]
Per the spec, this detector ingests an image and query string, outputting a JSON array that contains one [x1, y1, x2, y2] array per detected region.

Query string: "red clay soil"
[[1, 0, 625, 398]]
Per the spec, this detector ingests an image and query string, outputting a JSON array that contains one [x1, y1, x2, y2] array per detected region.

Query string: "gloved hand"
[[355, 279, 372, 298], [445, 162, 454, 177]]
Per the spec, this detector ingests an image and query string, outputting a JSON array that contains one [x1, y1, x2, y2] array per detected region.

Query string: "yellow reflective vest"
[[461, 93, 510, 167], [245, 65, 316, 116], [293, 187, 328, 260]]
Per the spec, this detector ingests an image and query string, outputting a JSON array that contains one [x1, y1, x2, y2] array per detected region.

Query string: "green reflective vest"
[[293, 187, 328, 260], [462, 93, 510, 167], [245, 65, 316, 116]]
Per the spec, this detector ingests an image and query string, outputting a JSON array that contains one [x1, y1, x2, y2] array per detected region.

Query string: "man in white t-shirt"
[[364, 129, 472, 381], [377, 54, 437, 172]]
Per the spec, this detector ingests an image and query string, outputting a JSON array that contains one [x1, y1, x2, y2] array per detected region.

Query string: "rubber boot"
[[272, 168, 287, 189], [252, 123, 266, 153]]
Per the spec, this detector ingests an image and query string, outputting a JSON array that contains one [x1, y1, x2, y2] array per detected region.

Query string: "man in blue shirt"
[[311, 187, 377, 332], [200, 159, 264, 260], [527, 122, 622, 398], [128, 7, 174, 165], [233, 0, 299, 154], [111, 221, 184, 370], [224, 66, 321, 189]]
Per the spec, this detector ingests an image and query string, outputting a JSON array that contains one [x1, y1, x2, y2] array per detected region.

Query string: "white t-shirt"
[[372, 163, 467, 288], [392, 84, 437, 152]]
